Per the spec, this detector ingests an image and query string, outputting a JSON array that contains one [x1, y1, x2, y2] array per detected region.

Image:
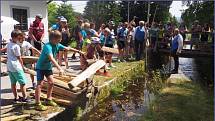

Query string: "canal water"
[[80, 50, 213, 121]]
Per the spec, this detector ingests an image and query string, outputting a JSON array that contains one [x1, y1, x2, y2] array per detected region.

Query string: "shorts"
[[34, 41, 42, 51], [36, 70, 53, 81], [8, 70, 27, 85], [117, 41, 125, 49]]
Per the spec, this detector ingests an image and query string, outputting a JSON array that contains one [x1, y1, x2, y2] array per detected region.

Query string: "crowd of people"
[[0, 13, 213, 111]]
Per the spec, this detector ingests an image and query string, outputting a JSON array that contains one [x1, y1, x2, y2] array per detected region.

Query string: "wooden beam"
[[101, 46, 119, 54], [68, 60, 106, 89]]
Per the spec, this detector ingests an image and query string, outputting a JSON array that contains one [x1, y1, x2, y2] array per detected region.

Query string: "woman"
[[58, 18, 70, 69]]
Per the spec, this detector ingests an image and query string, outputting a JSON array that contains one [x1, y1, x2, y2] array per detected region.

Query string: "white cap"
[[60, 18, 67, 22]]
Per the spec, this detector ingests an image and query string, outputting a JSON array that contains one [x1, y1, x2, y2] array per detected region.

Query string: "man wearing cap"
[[190, 20, 201, 50], [170, 28, 183, 74], [28, 14, 44, 51]]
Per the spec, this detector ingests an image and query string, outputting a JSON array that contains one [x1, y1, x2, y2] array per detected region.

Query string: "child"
[[6, 30, 29, 102], [103, 28, 116, 69], [35, 30, 82, 111], [18, 32, 41, 89]]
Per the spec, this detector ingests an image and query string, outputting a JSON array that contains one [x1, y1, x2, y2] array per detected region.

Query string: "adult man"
[[133, 21, 146, 61], [48, 16, 63, 32], [190, 20, 201, 50], [28, 14, 44, 51], [170, 28, 183, 74]]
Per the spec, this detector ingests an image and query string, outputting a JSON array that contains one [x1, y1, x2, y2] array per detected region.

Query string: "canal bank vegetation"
[[141, 74, 214, 121]]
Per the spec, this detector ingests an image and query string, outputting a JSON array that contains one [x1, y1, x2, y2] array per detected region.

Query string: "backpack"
[[135, 26, 145, 41]]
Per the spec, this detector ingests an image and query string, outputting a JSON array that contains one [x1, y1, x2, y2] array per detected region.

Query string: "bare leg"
[[35, 80, 44, 104], [20, 84, 27, 99], [30, 74, 34, 84], [46, 75, 54, 100], [11, 84, 18, 99], [58, 51, 63, 66], [64, 50, 69, 69]]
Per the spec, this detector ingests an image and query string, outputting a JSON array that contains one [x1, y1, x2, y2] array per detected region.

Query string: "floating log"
[[101, 46, 119, 54], [68, 60, 106, 89]]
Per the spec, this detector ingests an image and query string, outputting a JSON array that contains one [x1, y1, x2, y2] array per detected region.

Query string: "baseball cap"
[[60, 17, 67, 22], [36, 14, 43, 19]]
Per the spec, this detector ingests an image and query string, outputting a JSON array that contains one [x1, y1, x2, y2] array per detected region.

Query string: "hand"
[[23, 67, 29, 72], [59, 69, 65, 76], [78, 50, 85, 55], [176, 52, 180, 55]]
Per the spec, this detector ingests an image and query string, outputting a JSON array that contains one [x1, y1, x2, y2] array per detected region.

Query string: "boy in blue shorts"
[[6, 30, 29, 102], [35, 30, 83, 111]]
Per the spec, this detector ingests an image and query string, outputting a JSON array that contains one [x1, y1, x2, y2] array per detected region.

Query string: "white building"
[[1, 1, 49, 42]]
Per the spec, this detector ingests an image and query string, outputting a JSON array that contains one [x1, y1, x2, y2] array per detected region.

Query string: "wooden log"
[[101, 46, 119, 54], [68, 60, 106, 89], [30, 92, 72, 106], [1, 114, 30, 121], [21, 56, 39, 63], [0, 56, 39, 64], [53, 74, 75, 83], [42, 81, 75, 99]]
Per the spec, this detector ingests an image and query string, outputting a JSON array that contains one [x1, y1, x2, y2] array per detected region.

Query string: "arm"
[[64, 47, 84, 55], [30, 46, 41, 55], [0, 47, 6, 52], [48, 54, 63, 72], [177, 36, 183, 54]]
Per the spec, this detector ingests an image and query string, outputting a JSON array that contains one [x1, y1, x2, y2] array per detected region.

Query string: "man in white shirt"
[[171, 28, 183, 74]]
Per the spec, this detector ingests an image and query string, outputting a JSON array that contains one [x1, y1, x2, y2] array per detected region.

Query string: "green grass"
[[140, 77, 214, 121], [93, 61, 141, 86]]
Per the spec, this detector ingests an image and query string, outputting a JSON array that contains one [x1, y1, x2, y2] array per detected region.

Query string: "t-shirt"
[[171, 34, 183, 53], [117, 27, 128, 41], [17, 41, 33, 56], [74, 25, 81, 40], [51, 23, 60, 30], [36, 42, 65, 70], [90, 29, 97, 37], [6, 40, 23, 72], [105, 34, 114, 45], [29, 21, 44, 41]]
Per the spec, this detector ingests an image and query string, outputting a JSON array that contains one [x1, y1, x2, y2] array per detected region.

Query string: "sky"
[[54, 1, 187, 18]]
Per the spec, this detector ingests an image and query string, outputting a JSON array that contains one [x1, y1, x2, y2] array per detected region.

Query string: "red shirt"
[[29, 21, 44, 41]]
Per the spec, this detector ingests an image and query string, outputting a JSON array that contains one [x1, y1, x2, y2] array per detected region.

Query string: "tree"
[[181, 1, 214, 28], [48, 2, 58, 27], [119, 1, 172, 25], [83, 1, 122, 29], [57, 3, 77, 28]]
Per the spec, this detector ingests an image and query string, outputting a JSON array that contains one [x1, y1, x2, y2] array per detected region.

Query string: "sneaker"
[[71, 54, 76, 60], [117, 59, 121, 62], [109, 64, 116, 68], [13, 98, 21, 103], [105, 65, 111, 70], [45, 99, 58, 106], [122, 59, 126, 62], [35, 103, 47, 111]]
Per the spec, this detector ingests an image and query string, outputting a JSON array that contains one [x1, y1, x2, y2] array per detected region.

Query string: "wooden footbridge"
[[154, 32, 214, 58]]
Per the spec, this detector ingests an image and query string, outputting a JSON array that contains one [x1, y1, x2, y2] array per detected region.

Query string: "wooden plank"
[[101, 46, 119, 54], [1, 56, 38, 64], [42, 81, 75, 99], [68, 60, 106, 88], [1, 114, 30, 121]]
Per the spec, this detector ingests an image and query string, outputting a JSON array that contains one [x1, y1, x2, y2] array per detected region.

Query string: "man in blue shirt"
[[171, 28, 183, 74], [35, 30, 83, 111]]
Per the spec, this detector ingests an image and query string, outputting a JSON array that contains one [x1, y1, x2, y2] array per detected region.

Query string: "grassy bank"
[[141, 74, 214, 121]]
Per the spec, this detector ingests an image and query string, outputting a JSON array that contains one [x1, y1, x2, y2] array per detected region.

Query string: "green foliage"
[[83, 1, 122, 28], [119, 1, 172, 24], [181, 1, 214, 28], [57, 3, 77, 28], [48, 2, 77, 28], [48, 3, 58, 27]]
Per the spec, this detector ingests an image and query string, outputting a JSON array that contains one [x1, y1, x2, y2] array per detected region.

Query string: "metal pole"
[[147, 1, 150, 23], [152, 5, 158, 23], [128, 1, 130, 23]]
